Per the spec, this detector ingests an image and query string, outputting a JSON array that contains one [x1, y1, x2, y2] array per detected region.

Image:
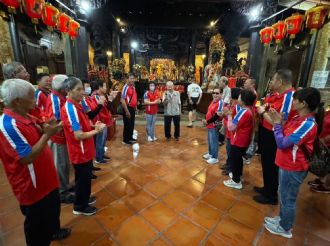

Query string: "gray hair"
[[52, 74, 68, 91], [2, 62, 24, 80], [63, 76, 82, 92], [220, 76, 228, 85], [0, 79, 35, 106], [166, 81, 174, 87]]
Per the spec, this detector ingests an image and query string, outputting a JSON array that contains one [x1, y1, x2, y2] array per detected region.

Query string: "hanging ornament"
[[259, 27, 273, 46], [68, 19, 80, 40], [272, 21, 286, 44], [57, 12, 70, 33], [22, 0, 44, 24], [285, 13, 304, 39], [42, 3, 59, 31], [305, 5, 329, 33], [1, 0, 20, 14]]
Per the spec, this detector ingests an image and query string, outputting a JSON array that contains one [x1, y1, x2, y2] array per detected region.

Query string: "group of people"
[[0, 61, 328, 245], [0, 62, 138, 245], [203, 69, 329, 239]]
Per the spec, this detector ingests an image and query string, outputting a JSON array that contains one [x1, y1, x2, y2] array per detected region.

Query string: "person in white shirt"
[[219, 76, 231, 105], [187, 79, 203, 127]]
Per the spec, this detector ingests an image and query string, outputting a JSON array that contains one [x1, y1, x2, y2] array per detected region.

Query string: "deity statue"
[[202, 51, 222, 92]]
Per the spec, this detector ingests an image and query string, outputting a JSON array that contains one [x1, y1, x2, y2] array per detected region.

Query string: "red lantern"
[[22, 0, 44, 24], [42, 4, 59, 31], [1, 0, 20, 14], [285, 13, 304, 39], [259, 27, 273, 46], [272, 21, 286, 44], [68, 19, 80, 39], [57, 13, 70, 33], [306, 5, 329, 33]]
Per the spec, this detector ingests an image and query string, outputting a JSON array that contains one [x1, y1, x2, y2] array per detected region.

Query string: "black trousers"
[[123, 106, 136, 143], [20, 188, 60, 246], [259, 125, 278, 200], [231, 145, 248, 183], [164, 115, 180, 138], [73, 160, 93, 211]]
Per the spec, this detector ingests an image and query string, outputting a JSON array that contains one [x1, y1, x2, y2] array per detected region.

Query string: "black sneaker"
[[175, 137, 179, 141], [103, 155, 111, 160], [253, 186, 265, 194], [73, 206, 97, 216], [253, 195, 278, 205], [122, 141, 132, 145], [95, 159, 107, 164], [68, 185, 75, 192], [91, 174, 97, 180], [92, 166, 101, 171], [130, 140, 137, 144], [220, 164, 228, 170], [88, 196, 96, 205], [60, 194, 75, 204], [51, 228, 71, 241]]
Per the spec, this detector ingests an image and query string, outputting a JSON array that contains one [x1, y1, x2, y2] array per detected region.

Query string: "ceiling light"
[[81, 0, 91, 11], [131, 41, 138, 49], [210, 21, 215, 27], [120, 27, 126, 33], [116, 17, 121, 23], [249, 4, 262, 21], [202, 54, 206, 59], [106, 51, 113, 57]]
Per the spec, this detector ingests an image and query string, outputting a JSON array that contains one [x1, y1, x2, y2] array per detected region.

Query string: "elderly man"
[[219, 76, 231, 105], [2, 62, 45, 123], [0, 79, 70, 245], [45, 75, 75, 204], [163, 81, 181, 140]]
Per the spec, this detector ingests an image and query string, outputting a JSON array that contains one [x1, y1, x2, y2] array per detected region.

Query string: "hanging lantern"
[[259, 27, 273, 46], [22, 0, 44, 24], [68, 19, 80, 39], [272, 21, 286, 44], [305, 5, 329, 33], [285, 13, 304, 39], [57, 12, 70, 33], [1, 0, 20, 14], [41, 4, 59, 31]]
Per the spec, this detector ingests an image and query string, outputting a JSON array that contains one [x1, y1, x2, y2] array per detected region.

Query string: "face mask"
[[150, 86, 155, 91], [85, 87, 92, 95]]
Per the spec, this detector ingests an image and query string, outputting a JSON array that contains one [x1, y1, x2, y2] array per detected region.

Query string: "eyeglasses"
[[212, 92, 220, 95]]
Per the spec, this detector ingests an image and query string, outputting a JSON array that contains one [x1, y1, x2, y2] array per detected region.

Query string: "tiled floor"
[[0, 124, 330, 246]]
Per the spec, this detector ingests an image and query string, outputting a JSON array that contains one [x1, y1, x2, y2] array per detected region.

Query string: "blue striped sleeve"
[[0, 115, 32, 158], [121, 85, 128, 99], [66, 102, 81, 131], [144, 92, 149, 100], [280, 91, 293, 121], [288, 118, 315, 145], [51, 94, 61, 120], [217, 100, 224, 113], [81, 97, 90, 113], [233, 108, 246, 125]]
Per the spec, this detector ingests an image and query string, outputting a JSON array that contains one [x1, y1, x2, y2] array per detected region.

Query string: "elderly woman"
[[60, 77, 106, 216], [163, 81, 181, 140], [0, 79, 69, 245]]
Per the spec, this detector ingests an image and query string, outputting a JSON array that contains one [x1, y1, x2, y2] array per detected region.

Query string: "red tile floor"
[[0, 125, 330, 246]]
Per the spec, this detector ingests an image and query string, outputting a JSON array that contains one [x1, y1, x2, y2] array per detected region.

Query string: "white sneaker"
[[229, 172, 233, 179], [203, 153, 212, 159], [223, 179, 242, 190], [264, 222, 292, 239], [206, 158, 219, 165], [147, 136, 153, 142], [264, 216, 281, 225], [153, 136, 158, 141]]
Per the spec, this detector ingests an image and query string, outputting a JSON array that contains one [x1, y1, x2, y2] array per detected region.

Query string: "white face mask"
[[85, 87, 92, 95], [150, 85, 155, 91]]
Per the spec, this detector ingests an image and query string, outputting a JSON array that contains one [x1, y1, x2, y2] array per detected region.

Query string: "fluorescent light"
[[131, 41, 138, 49]]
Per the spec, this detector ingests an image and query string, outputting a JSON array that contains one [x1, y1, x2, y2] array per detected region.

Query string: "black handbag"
[[302, 140, 330, 177]]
